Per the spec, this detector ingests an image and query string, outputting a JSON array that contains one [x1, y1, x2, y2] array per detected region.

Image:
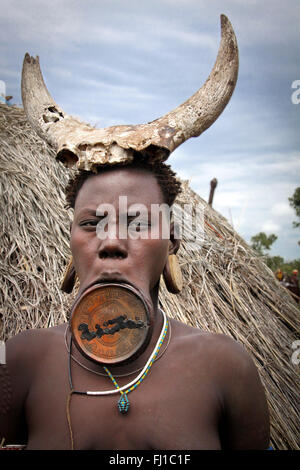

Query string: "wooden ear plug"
[[61, 257, 77, 293], [162, 254, 183, 294]]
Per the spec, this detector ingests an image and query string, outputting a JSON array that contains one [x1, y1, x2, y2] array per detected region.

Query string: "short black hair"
[[65, 159, 182, 209]]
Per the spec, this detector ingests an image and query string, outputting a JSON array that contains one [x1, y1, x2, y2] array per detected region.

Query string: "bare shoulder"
[[169, 319, 270, 449], [1, 324, 67, 443], [6, 323, 67, 375], [170, 318, 262, 391], [170, 318, 251, 363]]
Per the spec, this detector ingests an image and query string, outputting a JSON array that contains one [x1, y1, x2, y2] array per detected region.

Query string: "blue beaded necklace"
[[67, 311, 168, 413], [103, 317, 169, 413], [66, 311, 168, 449]]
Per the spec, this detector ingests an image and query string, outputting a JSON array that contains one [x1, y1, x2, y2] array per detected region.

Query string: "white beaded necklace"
[[65, 310, 171, 378], [66, 310, 169, 449], [68, 309, 168, 396]]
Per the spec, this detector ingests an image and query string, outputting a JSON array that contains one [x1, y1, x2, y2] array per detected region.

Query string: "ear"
[[169, 221, 181, 255]]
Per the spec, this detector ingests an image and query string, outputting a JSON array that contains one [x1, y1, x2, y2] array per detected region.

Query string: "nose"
[[98, 233, 128, 260], [96, 212, 129, 260], [98, 242, 127, 259]]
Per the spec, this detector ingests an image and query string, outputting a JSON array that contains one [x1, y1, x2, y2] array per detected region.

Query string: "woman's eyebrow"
[[75, 208, 98, 218]]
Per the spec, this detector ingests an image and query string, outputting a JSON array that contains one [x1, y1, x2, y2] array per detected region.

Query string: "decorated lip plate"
[[70, 283, 152, 365]]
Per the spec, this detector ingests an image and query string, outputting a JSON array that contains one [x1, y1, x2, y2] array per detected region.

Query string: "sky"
[[0, 0, 299, 260]]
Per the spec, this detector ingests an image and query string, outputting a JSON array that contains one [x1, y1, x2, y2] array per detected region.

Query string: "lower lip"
[[90, 276, 132, 290]]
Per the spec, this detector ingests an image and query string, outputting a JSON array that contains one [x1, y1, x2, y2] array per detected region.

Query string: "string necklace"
[[103, 317, 168, 413], [68, 309, 167, 396], [66, 310, 168, 449], [64, 310, 172, 378]]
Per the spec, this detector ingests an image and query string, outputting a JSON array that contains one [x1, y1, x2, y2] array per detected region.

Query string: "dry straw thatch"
[[0, 103, 299, 449]]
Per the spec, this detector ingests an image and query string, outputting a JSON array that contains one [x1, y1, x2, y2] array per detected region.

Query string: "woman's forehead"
[[75, 167, 165, 209]]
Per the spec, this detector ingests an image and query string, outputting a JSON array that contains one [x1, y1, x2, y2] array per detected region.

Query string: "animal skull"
[[21, 15, 238, 172]]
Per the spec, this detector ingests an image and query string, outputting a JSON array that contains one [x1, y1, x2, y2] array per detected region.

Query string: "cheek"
[[141, 239, 169, 277], [70, 229, 81, 257], [70, 229, 95, 272]]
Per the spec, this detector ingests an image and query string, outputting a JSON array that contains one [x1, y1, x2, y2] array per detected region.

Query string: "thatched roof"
[[0, 103, 299, 449]]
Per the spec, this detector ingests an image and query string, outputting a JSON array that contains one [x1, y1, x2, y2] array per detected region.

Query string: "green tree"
[[266, 255, 285, 272], [280, 258, 300, 275], [288, 187, 300, 245], [250, 232, 278, 256], [250, 232, 280, 270]]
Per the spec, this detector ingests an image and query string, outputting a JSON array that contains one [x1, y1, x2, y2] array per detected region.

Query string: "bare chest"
[[25, 360, 222, 450]]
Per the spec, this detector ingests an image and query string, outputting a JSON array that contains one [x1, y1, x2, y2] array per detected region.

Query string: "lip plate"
[[69, 282, 153, 366]]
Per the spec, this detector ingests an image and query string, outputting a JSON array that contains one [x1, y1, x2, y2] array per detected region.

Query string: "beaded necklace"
[[103, 317, 168, 413], [66, 310, 168, 449], [64, 312, 172, 378]]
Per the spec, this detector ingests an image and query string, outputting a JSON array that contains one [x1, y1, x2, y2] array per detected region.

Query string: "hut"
[[0, 103, 299, 449]]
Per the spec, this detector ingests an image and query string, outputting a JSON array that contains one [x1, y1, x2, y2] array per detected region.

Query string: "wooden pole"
[[208, 178, 218, 206]]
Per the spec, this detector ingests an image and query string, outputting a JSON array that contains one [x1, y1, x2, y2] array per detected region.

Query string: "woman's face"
[[70, 167, 178, 309]]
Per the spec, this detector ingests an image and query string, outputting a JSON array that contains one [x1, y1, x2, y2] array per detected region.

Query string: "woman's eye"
[[80, 220, 98, 227]]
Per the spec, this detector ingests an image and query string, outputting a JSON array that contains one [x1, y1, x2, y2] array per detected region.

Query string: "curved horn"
[[22, 54, 94, 167], [21, 14, 238, 171], [21, 54, 66, 148], [150, 14, 239, 151]]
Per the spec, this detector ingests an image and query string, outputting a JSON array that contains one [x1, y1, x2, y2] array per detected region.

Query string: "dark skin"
[[1, 167, 270, 450]]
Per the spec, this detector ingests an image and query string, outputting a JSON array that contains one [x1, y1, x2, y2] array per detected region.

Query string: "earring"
[[61, 256, 77, 293], [162, 254, 183, 294]]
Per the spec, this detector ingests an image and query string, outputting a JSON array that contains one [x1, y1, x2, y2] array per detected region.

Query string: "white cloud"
[[1, 0, 299, 261], [0, 0, 217, 54], [261, 220, 282, 233], [56, 73, 155, 102], [0, 67, 19, 79], [271, 202, 294, 217]]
